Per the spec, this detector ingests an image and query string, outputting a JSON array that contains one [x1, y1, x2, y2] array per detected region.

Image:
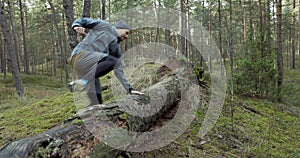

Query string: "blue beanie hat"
[[115, 20, 131, 30]]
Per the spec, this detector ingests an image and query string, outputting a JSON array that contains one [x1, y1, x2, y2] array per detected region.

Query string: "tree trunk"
[[154, 0, 160, 43], [48, 0, 68, 84], [228, 0, 234, 98], [265, 0, 272, 56], [0, 34, 2, 72], [0, 1, 24, 97], [101, 0, 106, 20], [179, 0, 186, 55], [200, 0, 205, 67], [218, 0, 225, 75], [164, 7, 171, 46], [287, 29, 291, 69], [249, 0, 254, 42], [0, 75, 182, 158], [291, 0, 296, 69], [7, 0, 20, 72], [62, 13, 69, 74], [31, 50, 35, 75], [276, 0, 283, 102], [18, 0, 28, 74], [82, 0, 91, 17], [228, 0, 235, 132], [51, 24, 57, 79], [108, 0, 110, 20], [63, 0, 78, 49], [242, 0, 246, 45], [0, 31, 7, 79], [187, 0, 192, 62], [259, 0, 265, 57], [208, 1, 213, 72]]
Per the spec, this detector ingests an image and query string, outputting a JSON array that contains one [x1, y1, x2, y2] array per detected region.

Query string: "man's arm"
[[109, 41, 130, 91], [111, 43, 144, 95], [107, 42, 130, 91], [114, 62, 144, 95], [72, 18, 102, 36], [114, 59, 133, 93], [71, 17, 102, 29]]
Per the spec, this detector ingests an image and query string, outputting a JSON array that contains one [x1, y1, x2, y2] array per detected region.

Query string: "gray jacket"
[[71, 18, 132, 92]]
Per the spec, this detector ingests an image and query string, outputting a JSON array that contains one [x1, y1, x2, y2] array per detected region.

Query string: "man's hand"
[[74, 26, 87, 36], [130, 90, 145, 95]]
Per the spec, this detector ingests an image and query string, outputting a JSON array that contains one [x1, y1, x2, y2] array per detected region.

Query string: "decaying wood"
[[0, 75, 181, 158]]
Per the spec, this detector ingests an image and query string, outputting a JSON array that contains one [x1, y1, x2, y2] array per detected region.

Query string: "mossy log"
[[0, 75, 181, 158]]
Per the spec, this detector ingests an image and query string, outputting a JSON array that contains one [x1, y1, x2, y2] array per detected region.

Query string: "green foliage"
[[281, 70, 300, 107], [233, 47, 277, 97]]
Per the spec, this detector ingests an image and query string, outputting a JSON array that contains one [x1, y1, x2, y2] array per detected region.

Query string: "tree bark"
[[185, 0, 191, 61], [63, 0, 78, 49], [228, 0, 235, 132], [0, 75, 181, 158], [249, 0, 254, 42], [242, 0, 246, 45], [228, 0, 234, 98], [7, 0, 20, 72], [218, 0, 225, 75], [179, 0, 186, 55], [51, 23, 57, 79], [101, 0, 106, 20], [82, 0, 91, 18], [164, 7, 171, 47], [154, 0, 160, 43], [291, 0, 296, 69], [276, 0, 283, 102], [47, 0, 68, 84], [208, 1, 213, 72], [18, 0, 28, 74], [259, 0, 265, 57], [108, 0, 110, 20], [0, 29, 7, 79], [0, 1, 24, 97], [265, 0, 272, 56]]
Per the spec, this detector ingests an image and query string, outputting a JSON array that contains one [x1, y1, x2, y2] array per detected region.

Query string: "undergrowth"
[[0, 67, 300, 157]]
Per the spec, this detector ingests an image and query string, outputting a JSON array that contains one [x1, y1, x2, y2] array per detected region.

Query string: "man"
[[69, 18, 143, 106]]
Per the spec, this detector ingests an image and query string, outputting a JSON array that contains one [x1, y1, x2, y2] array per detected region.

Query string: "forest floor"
[[0, 68, 300, 157]]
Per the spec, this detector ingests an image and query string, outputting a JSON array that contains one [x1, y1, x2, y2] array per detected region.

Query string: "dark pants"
[[87, 55, 118, 105]]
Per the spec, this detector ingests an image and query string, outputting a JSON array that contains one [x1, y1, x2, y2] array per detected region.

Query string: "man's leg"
[[95, 55, 118, 78], [87, 55, 118, 106], [86, 78, 102, 106], [95, 78, 102, 104]]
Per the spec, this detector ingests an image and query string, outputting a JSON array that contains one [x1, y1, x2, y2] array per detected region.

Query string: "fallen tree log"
[[0, 75, 181, 158]]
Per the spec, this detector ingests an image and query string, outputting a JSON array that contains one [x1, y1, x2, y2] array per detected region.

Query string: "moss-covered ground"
[[0, 74, 76, 146], [129, 96, 300, 158], [0, 67, 300, 157]]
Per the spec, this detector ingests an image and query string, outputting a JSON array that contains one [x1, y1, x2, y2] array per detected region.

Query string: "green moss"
[[118, 113, 128, 120], [205, 98, 300, 157], [1, 93, 75, 126], [72, 119, 84, 125], [0, 74, 76, 146], [1, 66, 300, 157]]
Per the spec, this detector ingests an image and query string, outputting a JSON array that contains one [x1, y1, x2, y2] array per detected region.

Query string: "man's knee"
[[107, 55, 118, 64]]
